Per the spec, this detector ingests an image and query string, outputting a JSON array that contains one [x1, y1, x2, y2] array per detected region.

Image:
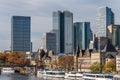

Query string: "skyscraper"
[[53, 11, 62, 53], [74, 22, 91, 51], [41, 32, 56, 53], [64, 11, 73, 54], [96, 6, 114, 37], [108, 25, 120, 47], [52, 11, 73, 54], [11, 16, 31, 52]]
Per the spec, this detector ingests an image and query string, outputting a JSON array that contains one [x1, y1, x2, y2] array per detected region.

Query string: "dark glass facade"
[[11, 16, 31, 52], [53, 11, 64, 53], [53, 11, 73, 53], [74, 22, 91, 50], [42, 32, 56, 53], [112, 25, 120, 47]]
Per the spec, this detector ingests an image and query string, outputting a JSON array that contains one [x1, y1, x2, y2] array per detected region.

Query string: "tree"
[[0, 52, 30, 66], [90, 61, 102, 72], [104, 59, 116, 73], [0, 52, 9, 65], [7, 52, 21, 65], [58, 55, 74, 71]]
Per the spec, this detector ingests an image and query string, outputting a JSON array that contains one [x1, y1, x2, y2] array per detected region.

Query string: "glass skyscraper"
[[96, 6, 114, 37], [52, 11, 73, 54], [108, 25, 120, 47], [41, 32, 56, 53], [74, 22, 91, 50], [11, 16, 31, 52], [53, 11, 62, 53], [64, 11, 73, 53]]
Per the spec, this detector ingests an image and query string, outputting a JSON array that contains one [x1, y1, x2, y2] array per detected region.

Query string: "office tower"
[[64, 11, 73, 53], [108, 25, 120, 47], [41, 32, 56, 53], [96, 6, 114, 37], [52, 11, 73, 54], [74, 22, 91, 51], [11, 16, 31, 52], [52, 11, 62, 53]]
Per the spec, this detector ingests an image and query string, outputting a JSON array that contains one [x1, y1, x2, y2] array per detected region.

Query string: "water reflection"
[[0, 73, 65, 80]]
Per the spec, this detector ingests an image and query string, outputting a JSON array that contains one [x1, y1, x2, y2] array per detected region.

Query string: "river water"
[[0, 73, 64, 80]]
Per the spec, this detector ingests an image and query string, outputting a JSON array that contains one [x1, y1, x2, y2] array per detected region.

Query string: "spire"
[[85, 48, 90, 57], [79, 49, 83, 57]]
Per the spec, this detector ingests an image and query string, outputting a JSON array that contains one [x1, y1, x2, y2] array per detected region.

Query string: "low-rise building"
[[116, 54, 120, 71], [74, 49, 91, 72], [51, 55, 58, 69], [78, 57, 91, 72], [91, 52, 101, 64]]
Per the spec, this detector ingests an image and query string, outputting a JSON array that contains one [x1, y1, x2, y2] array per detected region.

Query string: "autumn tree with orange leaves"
[[0, 52, 30, 66], [58, 55, 74, 71]]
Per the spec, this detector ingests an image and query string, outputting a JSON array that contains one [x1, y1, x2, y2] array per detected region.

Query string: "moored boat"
[[113, 74, 120, 80], [1, 67, 14, 74], [37, 69, 65, 78], [82, 73, 113, 80], [64, 72, 83, 80], [37, 69, 49, 77], [46, 70, 65, 78]]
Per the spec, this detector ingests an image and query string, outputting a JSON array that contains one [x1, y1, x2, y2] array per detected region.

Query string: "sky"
[[0, 0, 120, 52]]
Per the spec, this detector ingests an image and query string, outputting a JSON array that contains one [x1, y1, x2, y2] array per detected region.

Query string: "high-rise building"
[[11, 16, 31, 52], [74, 22, 91, 51], [41, 32, 56, 53], [108, 25, 120, 47], [64, 11, 74, 54], [96, 6, 114, 37], [52, 11, 73, 54], [52, 11, 62, 53]]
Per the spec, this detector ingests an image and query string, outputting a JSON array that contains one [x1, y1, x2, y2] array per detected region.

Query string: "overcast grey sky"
[[0, 0, 119, 51]]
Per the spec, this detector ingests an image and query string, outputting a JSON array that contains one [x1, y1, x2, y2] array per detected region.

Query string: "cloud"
[[0, 0, 120, 51]]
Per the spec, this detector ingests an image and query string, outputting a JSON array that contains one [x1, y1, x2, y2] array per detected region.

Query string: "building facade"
[[91, 52, 101, 64], [52, 11, 62, 53], [41, 32, 56, 53], [11, 16, 31, 52], [74, 49, 91, 72], [116, 54, 120, 71], [112, 25, 120, 47], [108, 25, 120, 47], [96, 6, 114, 37], [52, 11, 73, 54], [64, 11, 73, 53], [74, 22, 91, 50]]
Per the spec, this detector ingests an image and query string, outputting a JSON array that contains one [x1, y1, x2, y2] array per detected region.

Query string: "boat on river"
[[46, 70, 65, 78], [1, 67, 14, 74], [37, 69, 65, 78], [82, 73, 113, 80], [64, 72, 83, 79], [37, 69, 114, 80], [113, 74, 120, 80], [37, 69, 49, 77]]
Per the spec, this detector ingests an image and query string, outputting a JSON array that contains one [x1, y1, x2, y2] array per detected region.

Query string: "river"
[[0, 73, 64, 80]]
